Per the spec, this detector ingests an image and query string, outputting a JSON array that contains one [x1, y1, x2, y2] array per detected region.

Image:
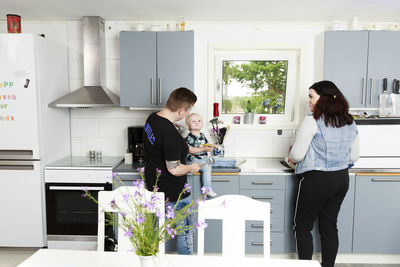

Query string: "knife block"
[[391, 94, 400, 117]]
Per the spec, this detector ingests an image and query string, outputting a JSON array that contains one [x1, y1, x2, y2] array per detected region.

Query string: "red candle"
[[213, 103, 219, 117]]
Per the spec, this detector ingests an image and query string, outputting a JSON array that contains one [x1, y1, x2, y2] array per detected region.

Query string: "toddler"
[[185, 113, 246, 197]]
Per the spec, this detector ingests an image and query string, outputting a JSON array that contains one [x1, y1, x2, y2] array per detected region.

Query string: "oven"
[[44, 156, 123, 250], [46, 182, 111, 233]]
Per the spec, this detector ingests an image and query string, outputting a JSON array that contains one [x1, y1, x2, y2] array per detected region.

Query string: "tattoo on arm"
[[166, 160, 180, 169]]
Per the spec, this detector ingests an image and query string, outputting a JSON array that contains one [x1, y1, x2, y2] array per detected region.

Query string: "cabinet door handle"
[[371, 178, 400, 182], [361, 78, 365, 105], [251, 242, 272, 246], [211, 178, 230, 182], [252, 196, 273, 200], [252, 181, 273, 185], [369, 78, 373, 105], [251, 224, 273, 229], [151, 78, 154, 104], [158, 78, 162, 105]]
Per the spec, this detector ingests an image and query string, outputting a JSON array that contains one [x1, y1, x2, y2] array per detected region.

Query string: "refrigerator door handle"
[[0, 160, 35, 170], [0, 150, 34, 160]]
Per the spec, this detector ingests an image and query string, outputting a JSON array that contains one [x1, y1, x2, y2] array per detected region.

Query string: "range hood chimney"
[[49, 16, 120, 108]]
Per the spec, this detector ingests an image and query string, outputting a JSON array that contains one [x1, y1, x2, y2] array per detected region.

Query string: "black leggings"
[[293, 169, 349, 267]]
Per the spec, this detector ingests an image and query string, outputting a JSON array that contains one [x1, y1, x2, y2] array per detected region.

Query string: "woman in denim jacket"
[[288, 80, 359, 267]]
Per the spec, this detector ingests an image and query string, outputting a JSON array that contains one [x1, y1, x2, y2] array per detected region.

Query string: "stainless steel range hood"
[[49, 16, 120, 108]]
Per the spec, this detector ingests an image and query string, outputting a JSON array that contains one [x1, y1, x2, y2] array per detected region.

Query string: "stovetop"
[[45, 156, 123, 169]]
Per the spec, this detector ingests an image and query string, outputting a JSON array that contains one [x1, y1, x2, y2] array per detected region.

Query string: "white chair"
[[197, 194, 270, 258], [97, 186, 165, 253]]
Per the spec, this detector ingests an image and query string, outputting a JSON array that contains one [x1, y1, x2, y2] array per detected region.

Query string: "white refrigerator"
[[0, 34, 71, 247]]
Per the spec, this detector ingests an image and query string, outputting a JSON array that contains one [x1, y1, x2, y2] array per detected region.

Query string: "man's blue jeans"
[[189, 156, 237, 188], [165, 195, 194, 255]]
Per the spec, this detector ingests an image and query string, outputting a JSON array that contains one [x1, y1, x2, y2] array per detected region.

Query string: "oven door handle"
[[48, 186, 105, 191]]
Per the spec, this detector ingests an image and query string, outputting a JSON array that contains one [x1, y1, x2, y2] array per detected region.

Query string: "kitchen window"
[[214, 49, 299, 123]]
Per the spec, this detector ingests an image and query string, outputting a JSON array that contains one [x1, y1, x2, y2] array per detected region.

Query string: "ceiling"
[[2, 0, 400, 22]]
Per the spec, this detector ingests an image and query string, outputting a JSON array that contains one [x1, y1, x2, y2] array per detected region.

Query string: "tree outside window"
[[221, 60, 288, 114]]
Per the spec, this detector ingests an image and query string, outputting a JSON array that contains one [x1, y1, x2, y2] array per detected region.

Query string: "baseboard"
[[271, 253, 400, 264]]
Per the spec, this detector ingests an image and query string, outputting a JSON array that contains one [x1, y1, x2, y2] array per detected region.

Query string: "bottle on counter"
[[180, 18, 185, 31]]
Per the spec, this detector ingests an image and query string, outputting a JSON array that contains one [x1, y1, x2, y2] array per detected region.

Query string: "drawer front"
[[246, 217, 284, 232], [211, 175, 240, 195], [245, 232, 284, 254], [240, 189, 285, 204], [240, 174, 286, 190], [115, 172, 141, 181]]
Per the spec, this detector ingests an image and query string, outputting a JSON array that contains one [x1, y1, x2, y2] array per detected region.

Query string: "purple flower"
[[166, 206, 175, 219], [123, 193, 130, 202], [156, 209, 163, 218], [156, 168, 162, 175], [132, 179, 144, 189], [151, 193, 161, 201], [166, 224, 177, 238], [112, 172, 117, 177], [222, 199, 227, 208], [201, 186, 210, 195], [195, 220, 208, 229], [81, 193, 87, 198], [184, 183, 191, 193], [136, 213, 145, 224], [153, 185, 159, 192], [81, 186, 89, 193], [120, 212, 127, 220], [137, 167, 145, 174], [125, 226, 134, 238], [142, 201, 150, 209], [110, 199, 117, 209]]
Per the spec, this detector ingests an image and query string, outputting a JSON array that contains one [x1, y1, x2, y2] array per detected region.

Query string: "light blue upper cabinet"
[[157, 31, 194, 106], [120, 31, 194, 108], [323, 31, 400, 108]]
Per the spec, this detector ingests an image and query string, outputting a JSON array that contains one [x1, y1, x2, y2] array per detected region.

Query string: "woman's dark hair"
[[310, 80, 353, 127]]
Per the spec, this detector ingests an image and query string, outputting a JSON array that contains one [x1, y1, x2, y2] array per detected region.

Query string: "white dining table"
[[19, 249, 321, 267]]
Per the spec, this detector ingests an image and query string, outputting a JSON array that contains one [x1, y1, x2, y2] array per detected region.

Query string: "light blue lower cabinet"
[[245, 232, 284, 254], [353, 175, 400, 253], [284, 173, 355, 253]]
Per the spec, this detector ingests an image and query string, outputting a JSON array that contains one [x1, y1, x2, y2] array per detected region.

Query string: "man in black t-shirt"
[[144, 87, 200, 255]]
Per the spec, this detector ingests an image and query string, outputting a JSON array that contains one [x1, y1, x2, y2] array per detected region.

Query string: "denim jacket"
[[295, 118, 358, 174]]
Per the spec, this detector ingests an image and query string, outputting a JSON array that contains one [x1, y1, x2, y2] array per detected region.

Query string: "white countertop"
[[239, 158, 292, 173]]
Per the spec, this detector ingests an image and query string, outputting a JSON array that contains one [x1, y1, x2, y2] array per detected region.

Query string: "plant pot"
[[243, 112, 255, 124], [138, 255, 159, 267]]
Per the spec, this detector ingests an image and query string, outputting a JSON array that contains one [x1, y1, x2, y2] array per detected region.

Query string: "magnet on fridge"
[[24, 79, 30, 88]]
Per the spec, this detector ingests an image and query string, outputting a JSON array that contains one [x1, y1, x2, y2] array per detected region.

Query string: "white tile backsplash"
[[99, 118, 135, 138], [105, 59, 119, 80], [105, 40, 119, 59], [105, 21, 119, 40], [67, 21, 82, 40], [71, 119, 100, 138], [68, 59, 83, 80], [80, 137, 120, 157], [68, 39, 83, 59]]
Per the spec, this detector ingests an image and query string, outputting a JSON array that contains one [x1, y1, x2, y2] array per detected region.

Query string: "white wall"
[[0, 20, 329, 158]]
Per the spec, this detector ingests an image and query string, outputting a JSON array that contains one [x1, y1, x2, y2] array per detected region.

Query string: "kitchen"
[[1, 1, 400, 266]]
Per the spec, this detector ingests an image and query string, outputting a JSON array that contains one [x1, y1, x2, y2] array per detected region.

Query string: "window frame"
[[209, 45, 301, 128]]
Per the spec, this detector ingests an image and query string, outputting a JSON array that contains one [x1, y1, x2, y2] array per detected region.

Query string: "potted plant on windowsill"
[[240, 99, 257, 124]]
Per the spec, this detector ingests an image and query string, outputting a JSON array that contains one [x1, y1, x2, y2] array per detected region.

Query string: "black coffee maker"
[[128, 126, 145, 163]]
